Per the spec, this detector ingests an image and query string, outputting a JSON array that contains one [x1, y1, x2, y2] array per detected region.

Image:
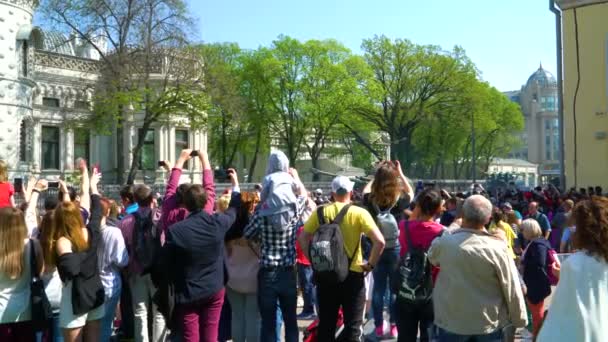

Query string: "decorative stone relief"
[[34, 50, 101, 73]]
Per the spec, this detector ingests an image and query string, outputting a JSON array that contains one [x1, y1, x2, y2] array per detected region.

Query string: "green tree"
[[200, 43, 248, 169], [41, 0, 201, 184], [354, 36, 478, 173]]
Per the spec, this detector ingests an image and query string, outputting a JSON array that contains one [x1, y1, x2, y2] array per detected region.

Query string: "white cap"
[[331, 176, 354, 195], [314, 188, 323, 195]]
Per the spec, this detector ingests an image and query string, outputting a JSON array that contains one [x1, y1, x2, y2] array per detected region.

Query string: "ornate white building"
[[505, 64, 560, 184], [0, 0, 207, 183]]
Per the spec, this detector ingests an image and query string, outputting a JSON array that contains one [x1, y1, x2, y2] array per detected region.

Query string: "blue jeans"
[[101, 291, 121, 342], [297, 263, 316, 314], [35, 313, 63, 342], [437, 327, 503, 342], [276, 305, 282, 342], [258, 266, 299, 342], [372, 246, 399, 328], [227, 288, 260, 342]]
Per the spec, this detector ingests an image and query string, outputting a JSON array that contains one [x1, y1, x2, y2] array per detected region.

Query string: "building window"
[[41, 126, 60, 169], [138, 129, 155, 170], [20, 41, 28, 77], [175, 129, 189, 169], [42, 97, 60, 107], [541, 96, 556, 111], [73, 128, 90, 162], [19, 120, 27, 162], [74, 100, 90, 110]]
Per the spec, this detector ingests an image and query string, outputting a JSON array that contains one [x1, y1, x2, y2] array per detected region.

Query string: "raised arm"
[[290, 167, 307, 199], [396, 160, 414, 201], [199, 150, 215, 214], [88, 169, 102, 233], [59, 180, 71, 204], [25, 179, 47, 237], [161, 149, 191, 228], [78, 159, 91, 213]]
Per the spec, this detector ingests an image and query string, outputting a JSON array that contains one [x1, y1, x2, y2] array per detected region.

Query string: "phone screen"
[[13, 178, 23, 193]]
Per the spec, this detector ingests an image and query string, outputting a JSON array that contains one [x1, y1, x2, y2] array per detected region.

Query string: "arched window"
[[19, 120, 27, 162], [21, 40, 28, 77]]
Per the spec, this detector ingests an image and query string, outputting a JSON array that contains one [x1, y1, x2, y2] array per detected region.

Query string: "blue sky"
[[190, 0, 558, 92]]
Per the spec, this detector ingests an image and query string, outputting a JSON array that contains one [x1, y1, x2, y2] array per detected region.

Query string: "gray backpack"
[[310, 205, 356, 283], [372, 202, 400, 249]]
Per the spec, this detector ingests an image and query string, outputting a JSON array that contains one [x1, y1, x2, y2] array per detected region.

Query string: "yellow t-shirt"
[[303, 202, 378, 273], [489, 220, 517, 259]]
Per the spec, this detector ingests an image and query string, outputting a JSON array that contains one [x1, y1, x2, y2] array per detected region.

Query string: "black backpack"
[[392, 221, 442, 305], [132, 211, 162, 275], [309, 204, 356, 283]]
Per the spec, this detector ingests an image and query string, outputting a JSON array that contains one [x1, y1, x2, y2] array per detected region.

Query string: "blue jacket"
[[163, 192, 240, 304]]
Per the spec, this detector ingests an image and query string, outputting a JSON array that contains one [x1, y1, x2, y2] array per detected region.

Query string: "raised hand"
[[175, 149, 193, 169]]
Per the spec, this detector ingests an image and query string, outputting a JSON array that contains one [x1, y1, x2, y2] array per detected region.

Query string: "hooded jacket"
[[259, 150, 297, 218]]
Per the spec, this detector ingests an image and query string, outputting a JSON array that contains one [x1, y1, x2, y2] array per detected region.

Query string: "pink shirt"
[[399, 220, 444, 283], [0, 182, 14, 208]]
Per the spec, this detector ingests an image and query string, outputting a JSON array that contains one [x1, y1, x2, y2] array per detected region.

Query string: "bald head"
[[463, 195, 493, 229], [528, 201, 538, 215]]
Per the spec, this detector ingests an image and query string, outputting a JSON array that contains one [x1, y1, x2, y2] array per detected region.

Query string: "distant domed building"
[[505, 64, 560, 184], [0, 0, 206, 183]]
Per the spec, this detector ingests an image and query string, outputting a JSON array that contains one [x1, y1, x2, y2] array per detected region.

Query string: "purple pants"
[[176, 288, 225, 342], [0, 321, 35, 342]]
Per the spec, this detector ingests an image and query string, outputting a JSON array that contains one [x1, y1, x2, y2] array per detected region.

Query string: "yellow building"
[[555, 0, 608, 190]]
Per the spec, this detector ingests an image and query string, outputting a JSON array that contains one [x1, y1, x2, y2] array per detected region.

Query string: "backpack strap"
[[316, 205, 326, 225], [348, 236, 362, 270], [403, 220, 414, 251], [332, 204, 352, 225]]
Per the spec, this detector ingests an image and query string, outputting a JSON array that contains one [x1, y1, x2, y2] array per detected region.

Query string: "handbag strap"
[[28, 238, 38, 282]]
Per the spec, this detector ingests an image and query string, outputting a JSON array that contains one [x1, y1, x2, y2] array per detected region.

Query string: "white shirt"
[[0, 240, 32, 323], [537, 252, 608, 342], [97, 224, 129, 299]]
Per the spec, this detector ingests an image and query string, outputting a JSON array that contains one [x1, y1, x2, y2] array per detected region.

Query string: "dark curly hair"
[[572, 196, 608, 263], [370, 162, 401, 208]]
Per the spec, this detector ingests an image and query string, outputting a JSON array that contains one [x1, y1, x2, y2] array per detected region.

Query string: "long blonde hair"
[[0, 160, 8, 182], [0, 207, 27, 279], [51, 202, 88, 266]]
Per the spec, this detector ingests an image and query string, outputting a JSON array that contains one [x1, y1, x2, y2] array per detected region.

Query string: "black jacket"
[[522, 238, 552, 304], [56, 195, 105, 315], [162, 192, 240, 305]]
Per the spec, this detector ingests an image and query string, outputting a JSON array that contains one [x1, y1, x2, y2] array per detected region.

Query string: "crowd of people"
[[0, 151, 607, 342]]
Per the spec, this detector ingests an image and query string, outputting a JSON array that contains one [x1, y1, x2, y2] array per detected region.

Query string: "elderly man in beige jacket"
[[428, 195, 527, 341]]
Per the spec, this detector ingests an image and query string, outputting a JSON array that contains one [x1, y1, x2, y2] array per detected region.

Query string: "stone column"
[[64, 127, 74, 172], [154, 126, 166, 184], [31, 118, 41, 174]]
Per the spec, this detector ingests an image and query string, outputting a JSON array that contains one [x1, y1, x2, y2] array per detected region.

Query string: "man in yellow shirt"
[[299, 176, 385, 341]]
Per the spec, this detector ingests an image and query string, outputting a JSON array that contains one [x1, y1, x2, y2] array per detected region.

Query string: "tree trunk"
[[311, 150, 320, 182], [247, 129, 262, 183]]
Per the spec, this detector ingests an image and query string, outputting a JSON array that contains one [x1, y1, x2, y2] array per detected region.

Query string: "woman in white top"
[[0, 206, 44, 341], [537, 197, 608, 342], [97, 198, 129, 342]]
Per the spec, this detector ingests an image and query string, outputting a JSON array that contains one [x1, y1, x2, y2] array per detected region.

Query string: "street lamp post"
[[471, 111, 476, 183]]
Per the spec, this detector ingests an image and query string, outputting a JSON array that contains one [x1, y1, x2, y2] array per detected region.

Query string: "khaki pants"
[[129, 273, 167, 342]]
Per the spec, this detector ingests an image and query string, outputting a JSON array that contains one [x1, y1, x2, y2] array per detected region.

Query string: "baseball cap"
[[314, 188, 323, 195], [331, 176, 354, 195], [501, 202, 513, 210]]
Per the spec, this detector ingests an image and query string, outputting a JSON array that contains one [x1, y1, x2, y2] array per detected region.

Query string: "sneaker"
[[389, 324, 398, 337], [375, 325, 384, 338], [297, 312, 316, 320]]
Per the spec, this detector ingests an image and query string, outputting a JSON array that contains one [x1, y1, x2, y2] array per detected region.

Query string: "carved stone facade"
[[0, 0, 207, 184]]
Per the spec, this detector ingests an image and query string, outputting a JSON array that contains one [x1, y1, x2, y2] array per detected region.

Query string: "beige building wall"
[[558, 0, 608, 189]]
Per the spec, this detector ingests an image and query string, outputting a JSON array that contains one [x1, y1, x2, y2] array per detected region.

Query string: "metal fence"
[[16, 179, 482, 213]]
